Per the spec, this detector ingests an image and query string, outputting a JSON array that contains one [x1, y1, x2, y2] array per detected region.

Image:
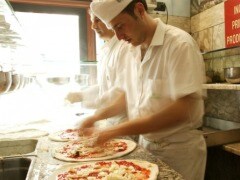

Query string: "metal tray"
[[0, 139, 38, 157]]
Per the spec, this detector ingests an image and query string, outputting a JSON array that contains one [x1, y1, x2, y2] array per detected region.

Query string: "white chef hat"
[[90, 0, 132, 26]]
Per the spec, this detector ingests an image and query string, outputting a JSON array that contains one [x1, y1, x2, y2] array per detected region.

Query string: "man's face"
[[90, 15, 113, 40], [109, 9, 145, 46]]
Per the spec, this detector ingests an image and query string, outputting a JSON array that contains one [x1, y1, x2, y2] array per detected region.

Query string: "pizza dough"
[[48, 159, 159, 180], [0, 129, 49, 140], [48, 129, 80, 142], [52, 139, 137, 162]]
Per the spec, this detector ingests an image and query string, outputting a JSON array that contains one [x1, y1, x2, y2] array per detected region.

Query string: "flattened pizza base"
[[48, 159, 159, 180], [52, 139, 137, 162], [0, 129, 48, 140], [48, 130, 78, 142]]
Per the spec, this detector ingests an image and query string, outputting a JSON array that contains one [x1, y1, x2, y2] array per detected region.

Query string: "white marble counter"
[[202, 83, 240, 90], [27, 137, 184, 180]]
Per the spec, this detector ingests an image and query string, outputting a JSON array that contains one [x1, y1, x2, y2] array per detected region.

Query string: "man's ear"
[[135, 2, 146, 18]]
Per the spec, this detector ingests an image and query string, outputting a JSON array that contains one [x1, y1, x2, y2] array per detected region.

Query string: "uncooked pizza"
[[52, 139, 137, 162], [49, 129, 80, 142], [49, 159, 159, 180]]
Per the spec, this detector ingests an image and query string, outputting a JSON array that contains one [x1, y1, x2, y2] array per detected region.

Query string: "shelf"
[[203, 83, 240, 90], [80, 61, 97, 65], [202, 46, 240, 60]]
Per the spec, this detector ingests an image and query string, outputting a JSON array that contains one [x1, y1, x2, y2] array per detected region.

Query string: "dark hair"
[[121, 0, 148, 18]]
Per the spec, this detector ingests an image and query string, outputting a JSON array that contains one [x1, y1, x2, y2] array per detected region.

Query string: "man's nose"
[[91, 23, 97, 30], [115, 31, 124, 41]]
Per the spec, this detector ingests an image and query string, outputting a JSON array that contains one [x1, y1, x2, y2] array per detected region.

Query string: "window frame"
[[9, 0, 96, 61]]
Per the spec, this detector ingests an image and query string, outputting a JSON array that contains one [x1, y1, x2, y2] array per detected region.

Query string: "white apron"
[[139, 130, 206, 180]]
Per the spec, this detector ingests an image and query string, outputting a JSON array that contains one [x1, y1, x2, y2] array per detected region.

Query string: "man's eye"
[[116, 24, 122, 30]]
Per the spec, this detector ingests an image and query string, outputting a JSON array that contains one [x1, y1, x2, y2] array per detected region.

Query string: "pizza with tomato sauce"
[[49, 159, 159, 180], [49, 129, 80, 142], [52, 139, 137, 162]]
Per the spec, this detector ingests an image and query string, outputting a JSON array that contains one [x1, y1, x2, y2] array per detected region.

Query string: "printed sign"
[[225, 0, 240, 47]]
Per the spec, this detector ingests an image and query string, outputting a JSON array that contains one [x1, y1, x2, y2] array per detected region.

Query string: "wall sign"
[[225, 0, 240, 48]]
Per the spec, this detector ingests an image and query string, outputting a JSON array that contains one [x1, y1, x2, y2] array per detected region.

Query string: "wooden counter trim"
[[9, 0, 90, 9], [223, 143, 240, 156]]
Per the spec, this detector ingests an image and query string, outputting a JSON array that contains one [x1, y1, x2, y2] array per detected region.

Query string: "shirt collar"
[[101, 35, 118, 50], [150, 18, 167, 47]]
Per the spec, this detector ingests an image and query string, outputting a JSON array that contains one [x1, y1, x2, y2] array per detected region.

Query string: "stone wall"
[[205, 90, 240, 123]]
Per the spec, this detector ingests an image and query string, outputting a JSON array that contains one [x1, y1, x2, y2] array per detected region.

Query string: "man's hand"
[[78, 115, 97, 130], [78, 123, 115, 147], [81, 128, 114, 146], [65, 92, 83, 103], [94, 130, 113, 146]]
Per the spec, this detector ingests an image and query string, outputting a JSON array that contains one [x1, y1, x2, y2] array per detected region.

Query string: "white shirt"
[[83, 35, 136, 126], [96, 35, 133, 107], [126, 18, 206, 142]]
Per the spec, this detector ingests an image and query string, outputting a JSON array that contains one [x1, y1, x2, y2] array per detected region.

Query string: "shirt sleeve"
[[168, 42, 205, 100]]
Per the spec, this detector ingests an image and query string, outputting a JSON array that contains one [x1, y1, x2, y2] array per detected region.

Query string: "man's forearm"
[[103, 95, 195, 137], [93, 92, 127, 121]]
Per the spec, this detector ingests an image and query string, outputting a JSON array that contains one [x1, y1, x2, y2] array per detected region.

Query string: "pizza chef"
[[79, 0, 207, 180]]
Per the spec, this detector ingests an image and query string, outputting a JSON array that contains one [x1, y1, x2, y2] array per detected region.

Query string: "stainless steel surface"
[[203, 117, 240, 130], [16, 75, 24, 90], [22, 77, 30, 88], [47, 77, 70, 85], [0, 71, 12, 94], [202, 117, 240, 147], [9, 73, 20, 92], [0, 157, 35, 180], [224, 67, 240, 84], [0, 139, 38, 157], [75, 74, 89, 86]]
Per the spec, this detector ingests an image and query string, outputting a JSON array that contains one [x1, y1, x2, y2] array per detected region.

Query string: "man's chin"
[[96, 32, 103, 37], [130, 41, 139, 47], [125, 40, 134, 46]]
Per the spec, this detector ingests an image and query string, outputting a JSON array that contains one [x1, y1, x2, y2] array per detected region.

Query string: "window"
[[15, 12, 81, 76], [10, 0, 96, 64], [9, 1, 98, 85], [0, 0, 99, 128]]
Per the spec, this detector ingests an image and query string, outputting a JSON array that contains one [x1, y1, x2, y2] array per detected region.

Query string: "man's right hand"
[[79, 115, 97, 129], [65, 92, 83, 103]]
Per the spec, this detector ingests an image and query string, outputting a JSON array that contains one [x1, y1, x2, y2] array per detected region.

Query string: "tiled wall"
[[191, 0, 225, 17], [190, 0, 240, 80], [190, 0, 240, 123], [191, 1, 225, 52], [150, 13, 190, 33]]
